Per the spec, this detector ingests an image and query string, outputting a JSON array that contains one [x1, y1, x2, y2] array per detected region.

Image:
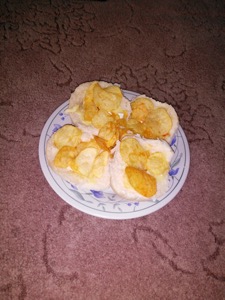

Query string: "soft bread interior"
[[110, 135, 174, 201], [46, 130, 111, 191], [66, 81, 131, 135], [130, 95, 179, 144]]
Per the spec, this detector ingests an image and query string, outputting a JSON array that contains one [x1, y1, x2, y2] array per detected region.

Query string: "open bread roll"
[[128, 95, 179, 143], [110, 135, 174, 201], [65, 81, 131, 136], [46, 124, 111, 190]]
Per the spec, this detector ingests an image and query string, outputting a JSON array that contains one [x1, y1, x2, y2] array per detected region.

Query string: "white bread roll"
[[110, 135, 174, 201], [66, 81, 131, 135], [46, 125, 111, 190]]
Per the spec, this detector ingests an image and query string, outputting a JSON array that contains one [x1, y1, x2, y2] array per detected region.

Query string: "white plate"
[[39, 90, 190, 219]]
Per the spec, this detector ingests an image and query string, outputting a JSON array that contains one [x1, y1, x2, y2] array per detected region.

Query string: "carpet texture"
[[1, 0, 225, 299]]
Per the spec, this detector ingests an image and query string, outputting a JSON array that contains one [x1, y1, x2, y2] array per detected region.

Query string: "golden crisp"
[[120, 138, 145, 164], [89, 151, 109, 179], [145, 108, 172, 137], [94, 135, 110, 152], [73, 147, 98, 176], [75, 139, 101, 154], [91, 109, 114, 129], [147, 152, 169, 176], [93, 83, 122, 111], [98, 121, 119, 148], [83, 82, 98, 121], [125, 166, 157, 197], [128, 151, 150, 170], [131, 97, 154, 122], [84, 106, 98, 122], [126, 118, 143, 135], [54, 125, 82, 149], [54, 146, 78, 168]]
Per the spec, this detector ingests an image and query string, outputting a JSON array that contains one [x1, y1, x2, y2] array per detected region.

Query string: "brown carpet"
[[1, 0, 225, 299]]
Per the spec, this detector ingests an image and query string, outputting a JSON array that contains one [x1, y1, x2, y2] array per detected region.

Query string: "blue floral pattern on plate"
[[39, 90, 190, 219]]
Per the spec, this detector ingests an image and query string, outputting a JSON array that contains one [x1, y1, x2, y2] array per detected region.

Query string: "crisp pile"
[[46, 81, 179, 201]]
